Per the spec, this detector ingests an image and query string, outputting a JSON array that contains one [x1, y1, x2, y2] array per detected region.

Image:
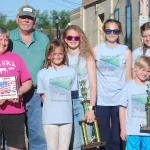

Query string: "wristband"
[[88, 106, 96, 110]]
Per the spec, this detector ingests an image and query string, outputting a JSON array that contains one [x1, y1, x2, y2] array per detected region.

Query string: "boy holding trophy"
[[119, 56, 150, 149], [0, 27, 32, 150]]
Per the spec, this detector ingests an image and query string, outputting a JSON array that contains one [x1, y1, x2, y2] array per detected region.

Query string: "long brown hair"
[[61, 25, 93, 60], [140, 22, 150, 55], [44, 40, 68, 68]]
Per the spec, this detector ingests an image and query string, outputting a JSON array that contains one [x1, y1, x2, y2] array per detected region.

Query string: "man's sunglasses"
[[65, 36, 80, 41], [105, 29, 120, 35]]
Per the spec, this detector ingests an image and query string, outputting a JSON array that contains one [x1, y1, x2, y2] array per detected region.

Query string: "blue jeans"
[[70, 98, 93, 150], [24, 88, 47, 150], [126, 135, 150, 150]]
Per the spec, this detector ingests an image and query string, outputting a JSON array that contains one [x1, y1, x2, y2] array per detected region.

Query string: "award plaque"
[[79, 80, 106, 149], [0, 76, 18, 100], [140, 84, 150, 133]]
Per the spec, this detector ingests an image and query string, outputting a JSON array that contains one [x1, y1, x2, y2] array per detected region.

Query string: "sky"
[[0, 0, 82, 20]]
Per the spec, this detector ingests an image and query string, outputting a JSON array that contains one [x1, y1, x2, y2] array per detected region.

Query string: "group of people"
[[0, 4, 150, 150]]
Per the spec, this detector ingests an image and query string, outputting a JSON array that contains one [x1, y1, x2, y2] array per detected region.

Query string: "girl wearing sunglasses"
[[92, 19, 132, 150], [132, 22, 150, 75], [62, 25, 96, 150]]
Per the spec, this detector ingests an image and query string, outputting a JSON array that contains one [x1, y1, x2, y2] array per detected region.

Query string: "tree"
[[0, 14, 7, 27], [36, 10, 52, 29], [50, 10, 70, 29], [6, 20, 17, 31]]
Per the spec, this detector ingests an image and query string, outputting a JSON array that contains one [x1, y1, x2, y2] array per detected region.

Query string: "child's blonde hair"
[[44, 40, 68, 69], [134, 56, 150, 70]]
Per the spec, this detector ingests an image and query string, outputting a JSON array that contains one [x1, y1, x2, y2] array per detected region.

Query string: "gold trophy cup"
[[140, 84, 150, 133], [79, 80, 106, 149]]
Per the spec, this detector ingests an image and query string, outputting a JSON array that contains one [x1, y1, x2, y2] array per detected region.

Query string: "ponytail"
[[142, 44, 147, 55]]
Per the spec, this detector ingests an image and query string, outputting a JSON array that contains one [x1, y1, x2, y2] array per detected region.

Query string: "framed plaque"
[[0, 76, 18, 100]]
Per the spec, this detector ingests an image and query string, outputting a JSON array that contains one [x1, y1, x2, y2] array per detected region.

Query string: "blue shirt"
[[67, 53, 90, 101], [120, 80, 150, 136], [132, 47, 150, 68], [37, 66, 78, 124], [95, 42, 128, 106]]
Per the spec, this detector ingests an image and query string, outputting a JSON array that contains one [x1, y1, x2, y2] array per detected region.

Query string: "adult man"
[[9, 5, 49, 150]]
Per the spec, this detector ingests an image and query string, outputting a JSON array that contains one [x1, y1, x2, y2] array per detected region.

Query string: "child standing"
[[132, 22, 150, 80], [37, 40, 77, 150], [119, 56, 150, 150], [92, 19, 132, 150], [132, 22, 150, 66], [62, 25, 96, 150]]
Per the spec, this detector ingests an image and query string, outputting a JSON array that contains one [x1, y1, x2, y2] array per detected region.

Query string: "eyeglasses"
[[65, 35, 80, 41], [105, 29, 120, 35]]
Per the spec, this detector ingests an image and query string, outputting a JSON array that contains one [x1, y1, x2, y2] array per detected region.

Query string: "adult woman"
[[0, 27, 32, 150]]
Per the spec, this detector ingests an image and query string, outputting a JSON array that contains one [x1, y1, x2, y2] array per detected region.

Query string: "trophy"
[[140, 84, 150, 133], [0, 76, 18, 100], [79, 80, 106, 149]]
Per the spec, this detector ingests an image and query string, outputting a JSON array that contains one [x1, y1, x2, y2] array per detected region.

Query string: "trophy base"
[[82, 141, 106, 149], [140, 127, 150, 133]]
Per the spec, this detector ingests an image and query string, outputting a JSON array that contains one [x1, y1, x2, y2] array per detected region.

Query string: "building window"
[[114, 8, 119, 21], [125, 3, 132, 49]]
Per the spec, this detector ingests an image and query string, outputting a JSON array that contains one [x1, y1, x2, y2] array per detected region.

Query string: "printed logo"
[[0, 60, 16, 74], [101, 55, 120, 71], [50, 77, 71, 103]]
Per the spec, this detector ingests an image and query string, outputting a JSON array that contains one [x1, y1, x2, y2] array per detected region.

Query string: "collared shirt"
[[9, 28, 49, 87]]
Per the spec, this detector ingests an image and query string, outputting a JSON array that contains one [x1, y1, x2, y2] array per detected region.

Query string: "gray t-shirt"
[[67, 53, 90, 101], [37, 65, 78, 124], [120, 80, 150, 136], [132, 47, 150, 68], [95, 42, 128, 106]]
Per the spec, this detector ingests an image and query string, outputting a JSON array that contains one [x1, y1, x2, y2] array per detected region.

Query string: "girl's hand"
[[120, 129, 126, 141], [85, 109, 95, 123], [0, 100, 6, 105]]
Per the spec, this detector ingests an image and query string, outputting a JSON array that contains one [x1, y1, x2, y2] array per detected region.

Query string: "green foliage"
[[35, 10, 52, 29], [6, 20, 17, 31], [0, 9, 70, 40], [50, 10, 70, 29], [0, 14, 7, 27]]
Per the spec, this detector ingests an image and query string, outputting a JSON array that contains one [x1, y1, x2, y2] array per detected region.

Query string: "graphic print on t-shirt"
[[75, 65, 81, 76], [0, 60, 16, 74], [132, 94, 147, 126], [100, 55, 120, 76], [50, 77, 71, 102]]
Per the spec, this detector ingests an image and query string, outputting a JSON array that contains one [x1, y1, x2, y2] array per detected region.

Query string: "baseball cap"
[[17, 5, 36, 19]]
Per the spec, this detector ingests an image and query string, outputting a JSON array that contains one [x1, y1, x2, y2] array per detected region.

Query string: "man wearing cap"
[[9, 5, 49, 150]]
